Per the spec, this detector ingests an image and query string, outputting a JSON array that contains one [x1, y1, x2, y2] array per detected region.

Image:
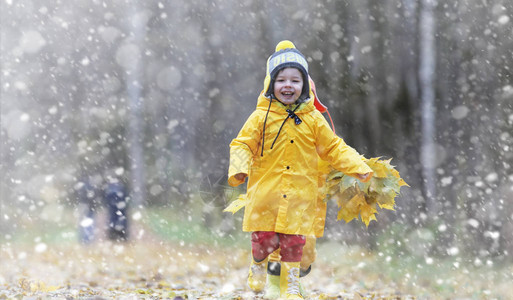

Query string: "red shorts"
[[251, 231, 306, 262]]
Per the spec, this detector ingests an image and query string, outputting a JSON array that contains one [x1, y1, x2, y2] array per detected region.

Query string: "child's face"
[[273, 67, 303, 105]]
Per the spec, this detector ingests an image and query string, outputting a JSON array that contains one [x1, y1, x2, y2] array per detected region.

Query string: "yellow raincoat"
[[228, 92, 372, 237]]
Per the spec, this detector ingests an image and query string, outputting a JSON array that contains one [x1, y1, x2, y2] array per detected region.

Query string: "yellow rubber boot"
[[248, 257, 268, 292], [279, 262, 303, 299], [263, 261, 281, 299], [263, 273, 280, 299]]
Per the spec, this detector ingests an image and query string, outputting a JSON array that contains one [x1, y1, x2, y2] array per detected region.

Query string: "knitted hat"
[[263, 40, 310, 102]]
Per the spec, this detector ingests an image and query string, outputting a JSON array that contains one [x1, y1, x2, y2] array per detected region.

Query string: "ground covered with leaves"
[[1, 235, 511, 300], [0, 239, 401, 300], [1, 213, 512, 300]]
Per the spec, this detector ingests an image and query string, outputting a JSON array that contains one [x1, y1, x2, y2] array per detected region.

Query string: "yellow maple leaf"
[[337, 192, 366, 223], [223, 194, 248, 214], [390, 167, 409, 187], [376, 191, 396, 211], [337, 206, 358, 223], [28, 280, 60, 293], [359, 203, 378, 227], [336, 186, 358, 208], [364, 157, 389, 178]]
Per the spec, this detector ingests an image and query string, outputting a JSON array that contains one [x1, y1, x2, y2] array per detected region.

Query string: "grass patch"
[[144, 206, 248, 248]]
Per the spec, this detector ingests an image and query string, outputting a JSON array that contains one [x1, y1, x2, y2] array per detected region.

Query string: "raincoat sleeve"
[[228, 111, 263, 186], [314, 113, 373, 181]]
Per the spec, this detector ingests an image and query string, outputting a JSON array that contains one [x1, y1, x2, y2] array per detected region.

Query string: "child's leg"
[[278, 234, 306, 299], [267, 249, 281, 275], [300, 236, 317, 276], [251, 231, 280, 261], [278, 234, 305, 262], [249, 231, 280, 292]]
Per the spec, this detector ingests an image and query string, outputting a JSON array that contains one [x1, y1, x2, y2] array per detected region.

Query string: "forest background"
[[1, 0, 513, 298]]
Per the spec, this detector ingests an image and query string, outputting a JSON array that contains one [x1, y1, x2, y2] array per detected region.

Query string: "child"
[[228, 40, 372, 299], [263, 78, 335, 299]]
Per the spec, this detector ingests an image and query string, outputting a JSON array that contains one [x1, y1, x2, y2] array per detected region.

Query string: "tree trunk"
[[418, 0, 437, 217], [125, 2, 147, 207]]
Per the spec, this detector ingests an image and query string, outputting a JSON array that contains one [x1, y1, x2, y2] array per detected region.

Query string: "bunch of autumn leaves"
[[225, 157, 408, 227], [326, 157, 408, 227]]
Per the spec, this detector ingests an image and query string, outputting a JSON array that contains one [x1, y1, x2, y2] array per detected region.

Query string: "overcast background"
[[1, 0, 513, 288]]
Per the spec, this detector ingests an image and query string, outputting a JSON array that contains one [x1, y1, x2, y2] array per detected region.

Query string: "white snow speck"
[[167, 119, 179, 132], [197, 262, 210, 273], [80, 218, 94, 227], [115, 167, 125, 176], [502, 85, 513, 97], [485, 172, 498, 182], [18, 252, 27, 260], [498, 15, 510, 25], [467, 218, 479, 228], [19, 30, 47, 54], [209, 88, 220, 98], [425, 257, 434, 265], [361, 46, 372, 54], [14, 81, 27, 91], [2, 110, 32, 139], [132, 211, 142, 221], [484, 231, 500, 240], [447, 247, 459, 256], [438, 224, 447, 232], [48, 106, 58, 114], [150, 184, 164, 196], [474, 258, 483, 267], [451, 105, 469, 120], [35, 243, 47, 253], [440, 176, 452, 187], [20, 113, 30, 122], [81, 57, 90, 66], [312, 50, 323, 60], [221, 283, 235, 293], [113, 245, 125, 255]]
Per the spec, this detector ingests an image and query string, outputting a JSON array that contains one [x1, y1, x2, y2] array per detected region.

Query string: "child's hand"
[[234, 173, 247, 182], [357, 173, 371, 182]]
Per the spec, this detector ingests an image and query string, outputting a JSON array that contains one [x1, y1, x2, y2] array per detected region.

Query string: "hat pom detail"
[[275, 40, 296, 52]]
